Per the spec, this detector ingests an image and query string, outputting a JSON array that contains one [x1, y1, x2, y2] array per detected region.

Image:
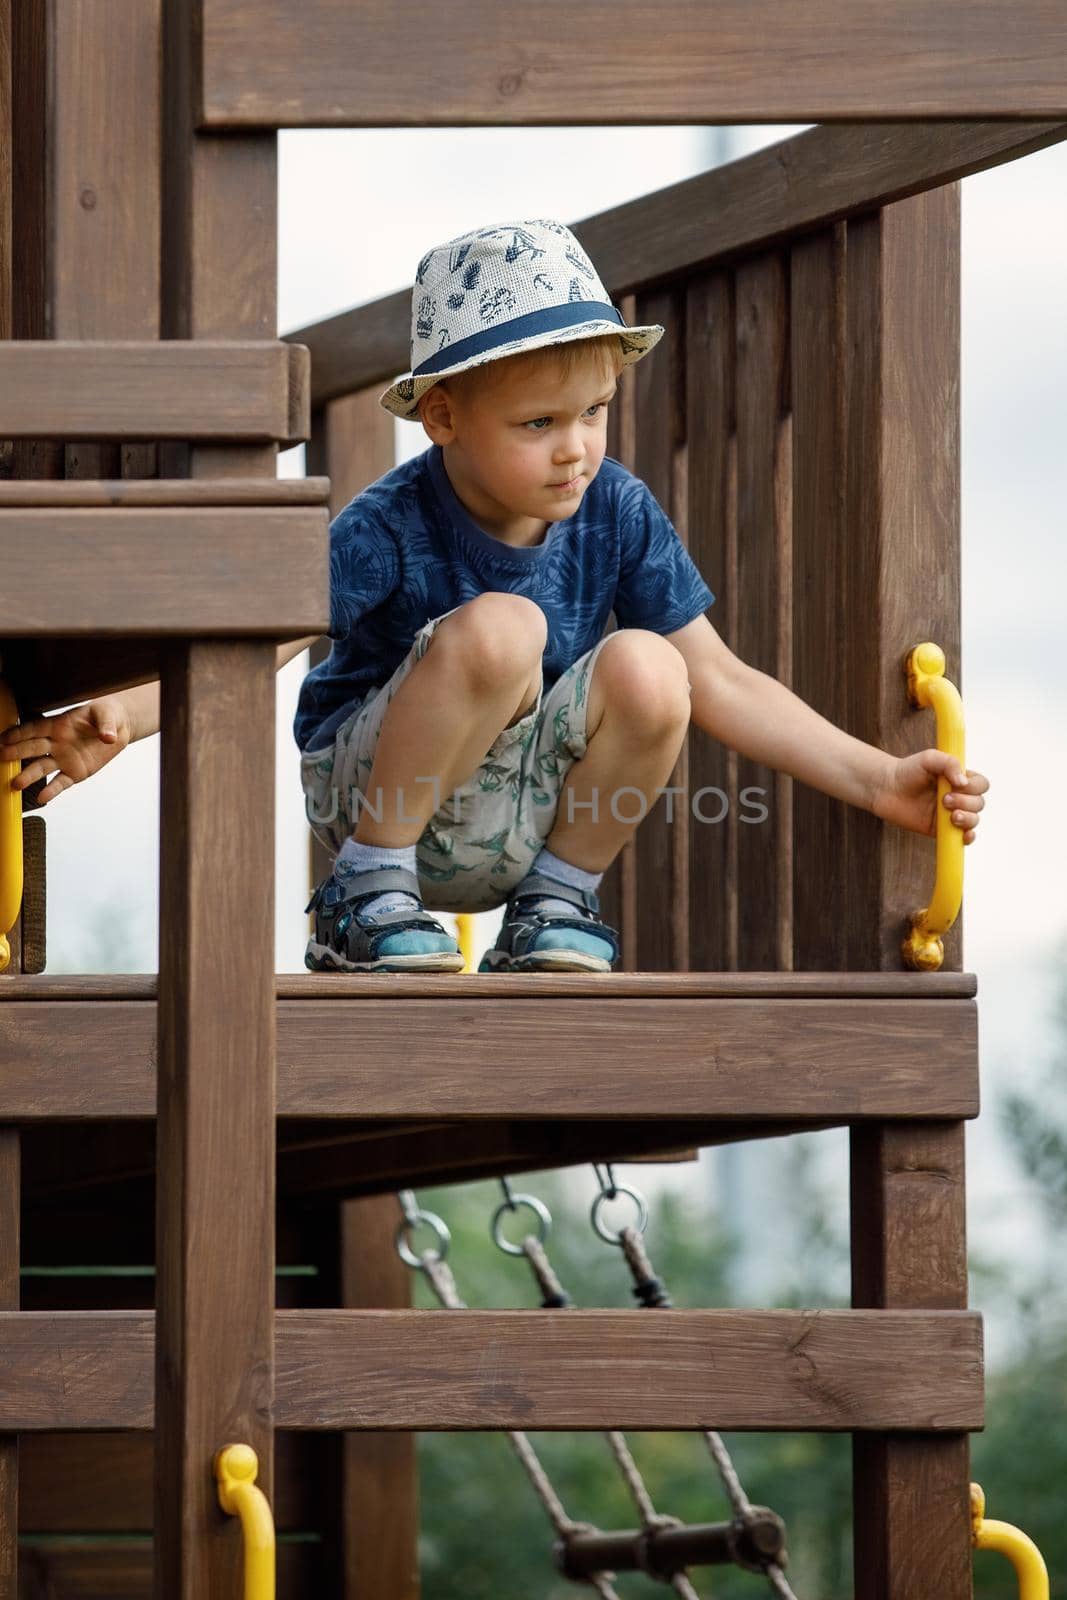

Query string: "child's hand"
[[0, 697, 132, 805], [871, 749, 988, 844]]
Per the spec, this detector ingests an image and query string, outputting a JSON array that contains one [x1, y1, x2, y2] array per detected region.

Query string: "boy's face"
[[419, 345, 619, 540]]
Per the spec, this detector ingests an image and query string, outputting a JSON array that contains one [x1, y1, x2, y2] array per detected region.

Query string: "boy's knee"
[[595, 630, 692, 729], [431, 593, 547, 683]]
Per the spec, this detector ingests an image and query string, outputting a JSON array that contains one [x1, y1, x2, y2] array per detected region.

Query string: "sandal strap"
[[508, 871, 602, 915], [305, 864, 423, 914]]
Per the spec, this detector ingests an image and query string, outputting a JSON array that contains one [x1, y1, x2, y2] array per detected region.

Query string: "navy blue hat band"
[[413, 301, 624, 378]]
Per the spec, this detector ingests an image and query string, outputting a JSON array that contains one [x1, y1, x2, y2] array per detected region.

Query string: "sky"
[[29, 124, 1067, 1358]]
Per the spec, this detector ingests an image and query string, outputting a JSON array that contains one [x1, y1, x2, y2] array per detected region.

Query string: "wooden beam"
[[0, 342, 309, 442], [286, 120, 1067, 406], [0, 1308, 984, 1433], [334, 1198, 420, 1600], [0, 505, 328, 635], [0, 995, 978, 1120], [200, 0, 1067, 126], [0, 478, 329, 506], [0, 1133, 17, 1600]]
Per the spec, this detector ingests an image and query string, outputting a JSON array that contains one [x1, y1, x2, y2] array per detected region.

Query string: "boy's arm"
[[665, 615, 988, 841], [0, 634, 322, 805]]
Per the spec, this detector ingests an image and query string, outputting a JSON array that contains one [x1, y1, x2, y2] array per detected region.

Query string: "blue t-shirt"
[[293, 443, 715, 754]]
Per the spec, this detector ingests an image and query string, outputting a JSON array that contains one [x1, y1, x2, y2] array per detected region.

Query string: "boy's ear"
[[417, 381, 458, 443]]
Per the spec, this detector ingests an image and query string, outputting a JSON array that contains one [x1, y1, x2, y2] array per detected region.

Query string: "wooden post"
[[307, 395, 421, 1596], [844, 185, 972, 1598], [0, 1132, 17, 1600], [154, 1, 279, 1593], [336, 1197, 420, 1600]]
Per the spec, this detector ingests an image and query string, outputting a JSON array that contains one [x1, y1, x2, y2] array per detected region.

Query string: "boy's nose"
[[554, 428, 584, 463]]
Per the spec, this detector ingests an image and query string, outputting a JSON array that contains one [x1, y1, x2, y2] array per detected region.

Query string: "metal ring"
[[590, 1184, 649, 1245], [395, 1207, 451, 1269], [490, 1192, 552, 1257]]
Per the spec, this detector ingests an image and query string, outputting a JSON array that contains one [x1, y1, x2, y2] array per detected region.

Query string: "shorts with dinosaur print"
[[299, 606, 616, 914]]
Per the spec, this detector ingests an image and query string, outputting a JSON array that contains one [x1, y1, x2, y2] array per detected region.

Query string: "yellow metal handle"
[[456, 912, 476, 973], [972, 1484, 1049, 1599], [214, 1444, 275, 1600], [901, 642, 965, 971], [0, 680, 23, 973]]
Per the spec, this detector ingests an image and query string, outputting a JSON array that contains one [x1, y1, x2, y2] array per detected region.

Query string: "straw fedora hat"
[[380, 217, 663, 421]]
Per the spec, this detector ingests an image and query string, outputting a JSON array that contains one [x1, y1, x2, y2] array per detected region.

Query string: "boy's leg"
[[352, 591, 547, 847], [544, 629, 691, 869], [304, 592, 548, 972], [478, 630, 691, 973]]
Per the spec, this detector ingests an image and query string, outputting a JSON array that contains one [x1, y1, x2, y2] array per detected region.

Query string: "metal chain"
[[396, 1192, 624, 1600]]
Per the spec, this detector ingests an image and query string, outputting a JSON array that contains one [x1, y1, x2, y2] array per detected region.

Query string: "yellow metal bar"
[[972, 1484, 1049, 1600], [214, 1444, 275, 1600], [456, 912, 476, 973], [901, 642, 965, 970], [0, 680, 23, 973]]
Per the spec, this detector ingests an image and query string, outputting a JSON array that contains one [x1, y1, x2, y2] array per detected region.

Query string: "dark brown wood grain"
[[0, 995, 977, 1119], [790, 224, 850, 969], [632, 286, 686, 972], [18, 817, 46, 974], [685, 271, 735, 972], [0, 477, 329, 506], [0, 342, 309, 441], [0, 1132, 17, 1600], [852, 1125, 972, 1597], [287, 122, 1067, 405], [734, 252, 791, 970], [16, 1541, 319, 1598], [0, 506, 328, 635], [200, 1, 1067, 126], [335, 1198, 420, 1600], [0, 970, 979, 998], [0, 1308, 983, 1433]]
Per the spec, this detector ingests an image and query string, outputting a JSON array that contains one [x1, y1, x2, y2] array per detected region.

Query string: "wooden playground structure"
[[1, 1, 1065, 1594]]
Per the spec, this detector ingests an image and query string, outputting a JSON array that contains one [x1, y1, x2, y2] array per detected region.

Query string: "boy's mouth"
[[549, 474, 583, 492]]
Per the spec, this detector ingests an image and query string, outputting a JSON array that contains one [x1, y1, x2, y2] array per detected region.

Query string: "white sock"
[[522, 846, 603, 916], [334, 837, 420, 915]]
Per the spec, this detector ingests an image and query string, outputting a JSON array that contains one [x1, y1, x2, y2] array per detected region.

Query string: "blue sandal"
[[304, 865, 465, 973], [478, 872, 620, 974]]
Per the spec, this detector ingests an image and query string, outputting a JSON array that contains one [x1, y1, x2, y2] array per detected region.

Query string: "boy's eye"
[[524, 417, 551, 431]]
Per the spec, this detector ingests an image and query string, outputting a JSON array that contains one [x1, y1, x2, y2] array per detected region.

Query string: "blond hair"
[[439, 334, 624, 404]]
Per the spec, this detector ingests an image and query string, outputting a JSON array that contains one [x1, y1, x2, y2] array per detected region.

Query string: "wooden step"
[[0, 341, 309, 443], [0, 1307, 983, 1433]]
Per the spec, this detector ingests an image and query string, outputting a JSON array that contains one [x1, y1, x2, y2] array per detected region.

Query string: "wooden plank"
[[201, 0, 1067, 126], [0, 996, 978, 1119], [16, 1542, 319, 1598], [630, 287, 687, 972], [0, 477, 329, 506], [0, 970, 979, 997], [335, 1198, 420, 1600], [0, 342, 308, 441], [0, 1132, 17, 1600], [734, 252, 791, 970], [790, 225, 850, 969], [686, 271, 735, 972], [852, 1125, 972, 1597], [0, 1308, 984, 1433], [156, 643, 278, 1598], [287, 121, 1067, 407], [843, 188, 963, 971], [0, 506, 328, 635], [19, 817, 46, 974], [18, 1432, 325, 1531]]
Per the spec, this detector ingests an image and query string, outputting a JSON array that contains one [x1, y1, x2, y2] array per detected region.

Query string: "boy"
[[0, 218, 988, 975]]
